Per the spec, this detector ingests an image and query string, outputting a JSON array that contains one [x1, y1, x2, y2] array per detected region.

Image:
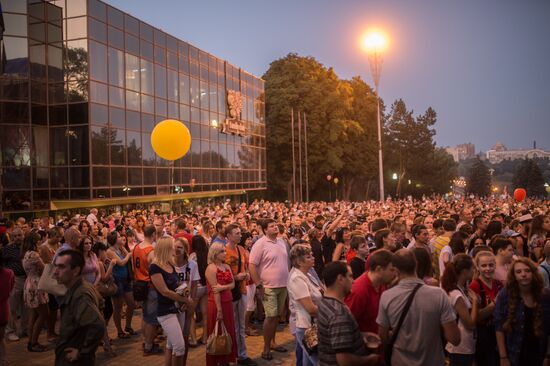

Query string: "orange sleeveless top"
[[133, 244, 154, 282]]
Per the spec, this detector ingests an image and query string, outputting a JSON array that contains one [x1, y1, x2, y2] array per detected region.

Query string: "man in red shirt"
[[345, 249, 396, 334], [173, 219, 194, 252]]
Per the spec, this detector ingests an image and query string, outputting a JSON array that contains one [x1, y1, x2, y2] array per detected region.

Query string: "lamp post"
[[363, 30, 387, 202]]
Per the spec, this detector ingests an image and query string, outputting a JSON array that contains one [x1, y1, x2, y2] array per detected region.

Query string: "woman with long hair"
[[469, 249, 502, 366], [528, 214, 550, 261], [150, 237, 190, 366], [201, 221, 215, 245], [133, 216, 146, 243], [494, 257, 550, 366], [441, 253, 479, 366], [439, 231, 468, 278], [412, 247, 438, 286], [78, 235, 100, 285], [485, 220, 503, 245], [78, 220, 91, 237], [189, 235, 209, 345], [332, 227, 352, 263], [106, 231, 136, 339], [92, 242, 117, 357], [205, 243, 237, 366], [21, 232, 49, 352]]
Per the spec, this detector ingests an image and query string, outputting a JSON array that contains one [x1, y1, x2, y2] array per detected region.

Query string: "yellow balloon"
[[151, 119, 191, 161], [334, 178, 339, 184], [546, 186, 550, 193]]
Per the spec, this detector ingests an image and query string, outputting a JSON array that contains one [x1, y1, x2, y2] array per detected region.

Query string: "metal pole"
[[368, 50, 385, 202], [291, 108, 296, 202], [298, 110, 303, 203], [304, 112, 309, 202]]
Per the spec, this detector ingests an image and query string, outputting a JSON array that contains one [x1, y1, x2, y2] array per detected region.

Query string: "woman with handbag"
[[150, 237, 191, 366], [288, 244, 324, 366], [21, 232, 49, 353], [93, 242, 117, 357], [79, 236, 100, 285], [205, 243, 237, 366]]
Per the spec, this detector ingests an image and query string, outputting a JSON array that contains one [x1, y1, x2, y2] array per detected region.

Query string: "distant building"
[[486, 142, 550, 164], [446, 143, 476, 162]]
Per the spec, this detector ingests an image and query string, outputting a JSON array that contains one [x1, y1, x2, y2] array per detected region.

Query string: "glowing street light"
[[362, 29, 388, 202]]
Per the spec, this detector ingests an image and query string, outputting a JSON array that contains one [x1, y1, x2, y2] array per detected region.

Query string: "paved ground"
[[5, 309, 296, 366]]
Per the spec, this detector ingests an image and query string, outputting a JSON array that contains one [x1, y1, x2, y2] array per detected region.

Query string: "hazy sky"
[[106, 0, 550, 152]]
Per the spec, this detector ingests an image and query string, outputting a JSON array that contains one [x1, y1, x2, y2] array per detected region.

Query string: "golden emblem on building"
[[222, 90, 246, 136]]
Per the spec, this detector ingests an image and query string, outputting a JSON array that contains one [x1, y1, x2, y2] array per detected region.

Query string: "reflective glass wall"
[[0, 0, 266, 213]]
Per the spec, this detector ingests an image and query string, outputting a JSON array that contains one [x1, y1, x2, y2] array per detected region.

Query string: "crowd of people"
[[0, 195, 549, 366]]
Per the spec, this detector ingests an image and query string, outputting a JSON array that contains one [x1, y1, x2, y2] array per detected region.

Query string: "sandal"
[[124, 327, 137, 336], [118, 331, 130, 339], [261, 352, 273, 360], [27, 343, 47, 352]]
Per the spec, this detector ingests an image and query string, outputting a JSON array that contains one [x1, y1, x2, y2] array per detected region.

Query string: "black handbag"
[[231, 246, 243, 302], [384, 283, 422, 365]]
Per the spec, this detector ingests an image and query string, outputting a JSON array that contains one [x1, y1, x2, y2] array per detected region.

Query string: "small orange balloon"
[[514, 188, 526, 202]]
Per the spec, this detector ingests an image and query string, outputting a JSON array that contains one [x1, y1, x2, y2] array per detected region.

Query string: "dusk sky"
[[107, 0, 550, 152]]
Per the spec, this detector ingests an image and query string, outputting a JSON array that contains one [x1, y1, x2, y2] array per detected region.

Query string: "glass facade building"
[[0, 0, 266, 214]]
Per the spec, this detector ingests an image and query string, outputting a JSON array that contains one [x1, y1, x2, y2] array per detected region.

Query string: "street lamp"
[[362, 29, 388, 202]]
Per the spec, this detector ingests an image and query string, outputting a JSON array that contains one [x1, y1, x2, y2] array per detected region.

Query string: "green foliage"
[[466, 156, 491, 196], [512, 158, 546, 198], [263, 53, 457, 201]]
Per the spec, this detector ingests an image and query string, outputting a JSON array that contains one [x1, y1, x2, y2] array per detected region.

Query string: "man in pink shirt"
[[249, 219, 290, 361]]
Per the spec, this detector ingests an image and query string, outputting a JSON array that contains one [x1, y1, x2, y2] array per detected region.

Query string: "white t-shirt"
[[439, 246, 453, 277], [446, 289, 475, 355], [287, 267, 323, 329], [175, 259, 200, 289]]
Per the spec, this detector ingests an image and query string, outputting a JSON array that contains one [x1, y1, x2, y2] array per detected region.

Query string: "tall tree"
[[466, 156, 491, 196], [513, 158, 545, 198]]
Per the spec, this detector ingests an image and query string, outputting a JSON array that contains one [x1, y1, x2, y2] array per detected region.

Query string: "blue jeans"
[[295, 327, 318, 366]]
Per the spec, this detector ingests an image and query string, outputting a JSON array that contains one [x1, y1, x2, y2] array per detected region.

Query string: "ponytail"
[[441, 253, 473, 294]]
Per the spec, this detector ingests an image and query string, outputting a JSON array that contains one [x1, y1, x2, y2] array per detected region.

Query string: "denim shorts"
[[113, 277, 132, 298], [142, 287, 159, 326]]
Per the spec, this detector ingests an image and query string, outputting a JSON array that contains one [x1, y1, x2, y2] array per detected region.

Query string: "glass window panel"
[[70, 168, 89, 188], [111, 167, 127, 186], [154, 46, 165, 66], [125, 14, 139, 35], [89, 41, 107, 82], [5, 14, 28, 37], [93, 188, 110, 198], [168, 52, 178, 70], [90, 81, 108, 104], [29, 22, 45, 43], [2, 37, 29, 75], [190, 108, 200, 123], [111, 187, 126, 197], [209, 67, 217, 84], [200, 81, 208, 109], [190, 62, 199, 77], [139, 22, 153, 42], [109, 86, 125, 108], [126, 90, 140, 111], [107, 6, 124, 29], [141, 59, 153, 94], [143, 186, 156, 195], [65, 39, 88, 81], [167, 70, 178, 101], [90, 103, 108, 125], [29, 2, 45, 20], [141, 114, 155, 132], [50, 168, 68, 188], [88, 0, 106, 21], [209, 87, 218, 112], [190, 78, 199, 106], [157, 168, 169, 185], [126, 110, 140, 130], [200, 65, 208, 81], [142, 133, 155, 166], [200, 110, 209, 125], [88, 18, 106, 42], [48, 24, 62, 43], [179, 105, 190, 123], [218, 88, 226, 114], [179, 55, 189, 74], [168, 102, 178, 119], [108, 47, 124, 87], [125, 33, 139, 55], [154, 65, 166, 98], [31, 105, 47, 126], [110, 128, 125, 165], [127, 130, 141, 166], [143, 168, 156, 185], [155, 98, 167, 117], [68, 103, 88, 125], [128, 168, 142, 185], [93, 167, 109, 186], [2, 1, 26, 13], [106, 107, 124, 129], [179, 74, 189, 105], [154, 29, 166, 46], [124, 53, 140, 91], [66, 0, 86, 17], [189, 124, 200, 141], [141, 94, 154, 114], [140, 39, 153, 60], [108, 26, 124, 49], [91, 125, 109, 164], [50, 128, 67, 166], [33, 168, 49, 188], [48, 82, 65, 104]]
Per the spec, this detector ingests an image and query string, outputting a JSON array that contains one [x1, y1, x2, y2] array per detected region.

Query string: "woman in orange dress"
[[205, 243, 237, 366]]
